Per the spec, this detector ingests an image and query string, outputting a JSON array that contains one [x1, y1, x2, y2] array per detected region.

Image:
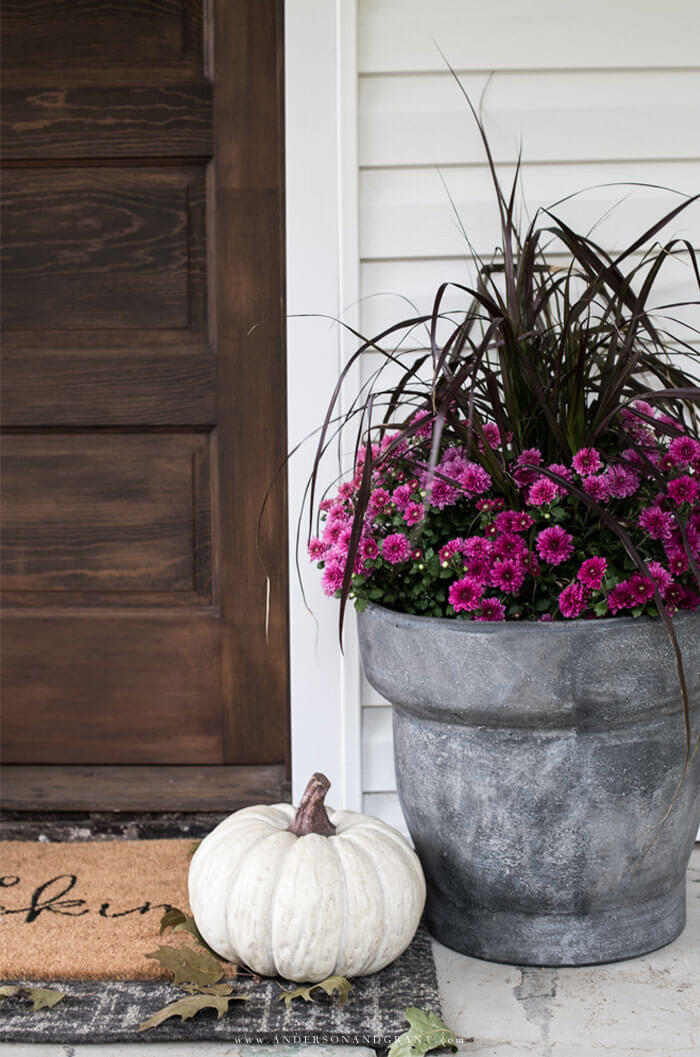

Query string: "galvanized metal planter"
[[357, 603, 700, 966]]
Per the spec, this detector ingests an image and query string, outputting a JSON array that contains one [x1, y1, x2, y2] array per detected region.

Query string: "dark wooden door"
[[0, 1, 289, 787]]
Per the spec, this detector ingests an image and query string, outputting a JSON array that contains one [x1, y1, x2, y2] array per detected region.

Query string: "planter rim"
[[361, 600, 698, 635]]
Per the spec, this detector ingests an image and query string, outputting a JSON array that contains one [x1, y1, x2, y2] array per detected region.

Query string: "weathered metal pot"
[[357, 602, 700, 966]]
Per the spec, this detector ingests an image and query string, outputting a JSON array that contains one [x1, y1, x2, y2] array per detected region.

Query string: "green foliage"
[[388, 1008, 458, 1057]]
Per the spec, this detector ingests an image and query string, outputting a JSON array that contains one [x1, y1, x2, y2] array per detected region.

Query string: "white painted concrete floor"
[[436, 847, 700, 1057], [4, 849, 699, 1057]]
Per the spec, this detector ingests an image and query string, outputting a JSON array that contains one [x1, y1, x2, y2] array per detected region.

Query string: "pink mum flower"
[[459, 462, 493, 495], [411, 410, 433, 438], [476, 497, 505, 513], [481, 422, 502, 449], [536, 526, 574, 565], [527, 478, 559, 506], [582, 474, 612, 502], [665, 546, 689, 575], [475, 597, 506, 621], [429, 479, 460, 509], [607, 465, 640, 499], [492, 533, 528, 561], [381, 533, 411, 564], [321, 558, 345, 596], [308, 537, 328, 561], [646, 561, 673, 593], [578, 556, 607, 590], [638, 506, 674, 541], [403, 501, 424, 526], [439, 538, 468, 564], [489, 558, 526, 594], [548, 463, 573, 483], [493, 510, 534, 534], [572, 447, 603, 475], [627, 574, 657, 605], [607, 581, 636, 614], [360, 537, 379, 561], [448, 575, 485, 613], [367, 488, 391, 514], [465, 554, 493, 582], [392, 483, 413, 510], [464, 536, 492, 560], [518, 448, 543, 468], [667, 475, 699, 506], [322, 519, 345, 546], [559, 583, 589, 619], [513, 448, 543, 486], [668, 435, 700, 466]]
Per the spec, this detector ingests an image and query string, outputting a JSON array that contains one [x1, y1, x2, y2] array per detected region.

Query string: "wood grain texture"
[[1, 0, 204, 73], [1, 348, 216, 426], [213, 0, 289, 766], [2, 83, 212, 159], [1, 432, 212, 601], [0, 613, 223, 764], [1, 0, 289, 777], [1, 764, 289, 811], [2, 168, 207, 332]]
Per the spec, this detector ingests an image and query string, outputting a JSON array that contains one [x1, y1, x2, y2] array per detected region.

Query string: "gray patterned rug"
[[0, 924, 439, 1046]]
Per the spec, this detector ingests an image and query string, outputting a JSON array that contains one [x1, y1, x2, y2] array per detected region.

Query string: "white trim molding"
[[285, 0, 362, 809]]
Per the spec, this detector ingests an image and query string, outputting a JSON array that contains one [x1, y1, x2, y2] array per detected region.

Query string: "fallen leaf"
[[158, 906, 229, 964], [0, 986, 66, 1012], [25, 988, 67, 1013], [182, 982, 234, 996], [145, 944, 224, 987], [159, 907, 188, 935], [388, 1008, 457, 1057], [279, 975, 353, 1009], [138, 993, 235, 1031]]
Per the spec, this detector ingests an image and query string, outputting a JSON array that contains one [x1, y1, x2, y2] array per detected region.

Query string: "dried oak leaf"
[[138, 993, 247, 1032], [388, 1008, 457, 1057], [145, 944, 224, 987], [279, 975, 353, 1009], [182, 982, 234, 996], [158, 906, 227, 963], [0, 985, 66, 1012]]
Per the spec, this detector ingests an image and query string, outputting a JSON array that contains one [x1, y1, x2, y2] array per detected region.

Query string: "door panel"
[[1, 169, 207, 332], [0, 0, 289, 771], [1, 432, 212, 601]]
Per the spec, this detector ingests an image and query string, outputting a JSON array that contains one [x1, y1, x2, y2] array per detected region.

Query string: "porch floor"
[[2, 837, 697, 1056]]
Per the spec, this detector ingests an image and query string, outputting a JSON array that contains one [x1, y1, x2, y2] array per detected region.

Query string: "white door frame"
[[284, 0, 363, 808]]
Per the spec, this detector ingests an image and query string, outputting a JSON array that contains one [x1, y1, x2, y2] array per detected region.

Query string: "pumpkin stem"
[[288, 772, 337, 837]]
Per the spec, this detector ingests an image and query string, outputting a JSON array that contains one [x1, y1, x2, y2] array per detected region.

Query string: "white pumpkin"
[[188, 772, 426, 982]]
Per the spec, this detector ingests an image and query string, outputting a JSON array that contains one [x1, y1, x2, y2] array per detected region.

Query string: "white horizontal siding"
[[363, 791, 409, 837], [360, 72, 700, 168], [359, 256, 700, 352], [358, 0, 700, 72], [356, 0, 700, 829], [362, 705, 396, 788], [361, 163, 700, 259]]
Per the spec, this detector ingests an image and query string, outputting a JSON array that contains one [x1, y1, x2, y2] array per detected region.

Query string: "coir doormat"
[[0, 839, 201, 979], [0, 839, 441, 1045]]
